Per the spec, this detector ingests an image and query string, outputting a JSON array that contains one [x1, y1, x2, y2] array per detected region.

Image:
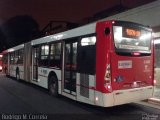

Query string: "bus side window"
[[39, 44, 49, 67], [18, 49, 24, 64], [77, 36, 96, 75], [16, 49, 24, 64], [14, 50, 19, 64], [49, 42, 61, 68], [10, 52, 15, 65]]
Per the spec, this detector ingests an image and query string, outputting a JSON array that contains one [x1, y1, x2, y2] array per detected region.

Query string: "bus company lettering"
[[118, 60, 132, 69]]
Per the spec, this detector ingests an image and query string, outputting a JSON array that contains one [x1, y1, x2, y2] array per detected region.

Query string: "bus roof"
[[6, 44, 24, 53], [31, 22, 96, 46], [2, 21, 97, 53]]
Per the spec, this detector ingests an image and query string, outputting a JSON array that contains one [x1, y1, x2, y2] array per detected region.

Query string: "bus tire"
[[49, 76, 58, 97], [16, 68, 20, 80]]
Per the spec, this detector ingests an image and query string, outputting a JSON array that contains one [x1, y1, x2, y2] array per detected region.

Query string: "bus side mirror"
[[105, 28, 110, 35]]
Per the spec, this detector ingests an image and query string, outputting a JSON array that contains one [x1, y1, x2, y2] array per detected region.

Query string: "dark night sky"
[[0, 0, 155, 29], [0, 0, 156, 52]]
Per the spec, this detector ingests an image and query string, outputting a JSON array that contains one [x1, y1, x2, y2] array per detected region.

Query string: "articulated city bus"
[[3, 20, 155, 107]]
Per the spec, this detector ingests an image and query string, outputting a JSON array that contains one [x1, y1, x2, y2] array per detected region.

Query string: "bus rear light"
[[107, 85, 111, 89], [131, 82, 140, 88], [105, 64, 111, 80], [104, 83, 112, 92], [105, 72, 110, 79], [131, 52, 141, 56], [104, 80, 110, 84], [0, 66, 2, 70]]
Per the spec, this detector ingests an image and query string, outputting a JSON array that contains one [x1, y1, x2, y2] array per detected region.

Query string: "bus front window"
[[113, 25, 152, 53]]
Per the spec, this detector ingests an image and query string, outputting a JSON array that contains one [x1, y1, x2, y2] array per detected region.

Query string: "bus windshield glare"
[[113, 26, 151, 52]]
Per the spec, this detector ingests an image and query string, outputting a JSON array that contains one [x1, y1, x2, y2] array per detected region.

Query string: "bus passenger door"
[[64, 41, 77, 95], [32, 47, 39, 81]]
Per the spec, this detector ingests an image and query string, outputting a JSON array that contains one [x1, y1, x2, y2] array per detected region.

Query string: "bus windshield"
[[113, 25, 152, 52]]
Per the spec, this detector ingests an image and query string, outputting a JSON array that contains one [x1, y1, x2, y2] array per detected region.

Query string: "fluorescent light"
[[154, 39, 160, 44]]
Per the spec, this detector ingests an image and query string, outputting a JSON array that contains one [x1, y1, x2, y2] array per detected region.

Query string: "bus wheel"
[[49, 76, 58, 97], [16, 69, 20, 80]]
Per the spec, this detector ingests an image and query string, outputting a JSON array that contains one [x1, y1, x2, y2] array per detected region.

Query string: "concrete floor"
[[0, 73, 160, 120]]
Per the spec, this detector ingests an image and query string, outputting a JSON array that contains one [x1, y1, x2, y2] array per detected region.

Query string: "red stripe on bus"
[[76, 84, 96, 90]]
